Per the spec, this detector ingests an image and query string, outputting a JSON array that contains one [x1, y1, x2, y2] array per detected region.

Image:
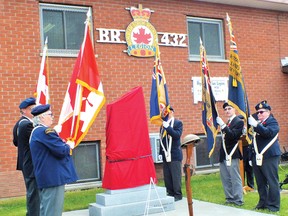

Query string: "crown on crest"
[[130, 4, 151, 21]]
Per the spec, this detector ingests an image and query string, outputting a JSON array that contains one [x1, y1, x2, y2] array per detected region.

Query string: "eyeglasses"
[[257, 110, 267, 115], [28, 106, 35, 110], [224, 107, 232, 111], [44, 113, 53, 117]]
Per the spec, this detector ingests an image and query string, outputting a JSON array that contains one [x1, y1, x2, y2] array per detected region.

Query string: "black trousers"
[[163, 160, 182, 200], [252, 156, 280, 211], [23, 173, 40, 216], [243, 145, 254, 188]]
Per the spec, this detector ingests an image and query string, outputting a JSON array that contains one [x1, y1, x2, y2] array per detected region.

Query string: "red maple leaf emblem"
[[133, 27, 151, 44]]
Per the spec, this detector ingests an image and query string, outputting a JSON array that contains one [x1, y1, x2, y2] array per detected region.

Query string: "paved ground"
[[63, 198, 275, 216]]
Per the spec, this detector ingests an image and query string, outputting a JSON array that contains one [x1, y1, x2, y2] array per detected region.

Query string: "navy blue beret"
[[223, 102, 232, 109], [31, 104, 50, 116], [255, 100, 271, 111], [19, 97, 36, 109]]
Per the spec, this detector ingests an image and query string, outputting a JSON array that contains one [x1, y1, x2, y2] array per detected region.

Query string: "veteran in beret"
[[216, 102, 244, 206], [29, 104, 78, 216], [12, 97, 40, 215], [248, 100, 281, 212], [159, 105, 183, 202], [13, 97, 36, 170]]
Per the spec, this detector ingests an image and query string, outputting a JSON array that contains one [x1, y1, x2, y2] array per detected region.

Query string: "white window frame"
[[39, 3, 92, 57], [187, 17, 225, 62]]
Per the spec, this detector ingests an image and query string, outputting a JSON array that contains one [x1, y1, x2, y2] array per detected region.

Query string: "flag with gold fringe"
[[150, 46, 171, 126], [57, 9, 105, 148], [226, 13, 252, 144], [200, 39, 219, 158]]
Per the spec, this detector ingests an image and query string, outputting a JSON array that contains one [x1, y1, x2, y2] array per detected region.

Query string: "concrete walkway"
[[63, 199, 274, 216]]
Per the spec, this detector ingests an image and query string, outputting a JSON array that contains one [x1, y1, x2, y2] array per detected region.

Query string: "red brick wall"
[[1, 0, 288, 198]]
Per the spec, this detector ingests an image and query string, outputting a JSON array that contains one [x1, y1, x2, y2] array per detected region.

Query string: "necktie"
[[227, 119, 230, 127]]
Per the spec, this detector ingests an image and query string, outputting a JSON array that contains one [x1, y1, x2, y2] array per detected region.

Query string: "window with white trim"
[[39, 4, 91, 57], [187, 17, 225, 61]]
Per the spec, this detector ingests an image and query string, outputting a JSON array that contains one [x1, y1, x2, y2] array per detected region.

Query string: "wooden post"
[[181, 134, 201, 216], [184, 144, 194, 216]]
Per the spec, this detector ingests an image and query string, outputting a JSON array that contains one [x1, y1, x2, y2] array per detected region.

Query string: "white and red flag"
[[35, 37, 50, 105], [57, 10, 105, 148]]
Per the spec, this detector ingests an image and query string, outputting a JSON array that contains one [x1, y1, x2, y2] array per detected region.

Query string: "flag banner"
[[226, 13, 252, 144], [57, 11, 105, 148], [200, 40, 219, 158], [103, 86, 156, 189], [150, 46, 170, 126], [35, 37, 49, 105]]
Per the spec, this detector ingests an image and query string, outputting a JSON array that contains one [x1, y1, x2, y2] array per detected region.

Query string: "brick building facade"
[[1, 0, 288, 198]]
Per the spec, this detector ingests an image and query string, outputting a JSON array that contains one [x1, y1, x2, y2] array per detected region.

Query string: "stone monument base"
[[89, 184, 175, 216]]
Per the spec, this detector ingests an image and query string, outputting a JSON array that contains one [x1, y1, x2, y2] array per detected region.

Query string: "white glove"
[[216, 117, 225, 127], [53, 124, 62, 134], [242, 127, 247, 135], [249, 160, 252, 166], [66, 140, 75, 149], [248, 116, 258, 127], [162, 121, 169, 128]]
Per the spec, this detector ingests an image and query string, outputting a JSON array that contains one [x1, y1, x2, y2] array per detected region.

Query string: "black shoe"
[[174, 197, 182, 202], [234, 202, 244, 206], [267, 208, 279, 213], [253, 206, 266, 210], [224, 201, 233, 205]]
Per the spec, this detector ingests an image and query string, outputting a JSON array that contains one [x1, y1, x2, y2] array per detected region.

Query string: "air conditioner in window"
[[149, 133, 163, 163]]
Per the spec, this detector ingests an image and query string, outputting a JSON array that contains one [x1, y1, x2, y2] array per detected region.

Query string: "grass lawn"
[[0, 164, 287, 216]]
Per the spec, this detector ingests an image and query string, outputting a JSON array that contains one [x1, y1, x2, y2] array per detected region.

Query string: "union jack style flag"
[[200, 39, 219, 157], [226, 13, 252, 144], [150, 46, 170, 126]]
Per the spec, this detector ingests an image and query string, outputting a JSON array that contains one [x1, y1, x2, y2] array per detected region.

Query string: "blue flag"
[[150, 46, 170, 126], [227, 14, 252, 144], [200, 41, 219, 158]]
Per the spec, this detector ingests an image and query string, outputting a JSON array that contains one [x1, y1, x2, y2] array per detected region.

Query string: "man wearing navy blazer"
[[159, 106, 183, 202], [216, 102, 244, 206], [30, 104, 78, 216], [248, 100, 281, 212], [13, 97, 40, 216]]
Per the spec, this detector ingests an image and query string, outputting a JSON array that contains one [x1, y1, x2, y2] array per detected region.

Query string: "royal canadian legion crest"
[[125, 5, 158, 57]]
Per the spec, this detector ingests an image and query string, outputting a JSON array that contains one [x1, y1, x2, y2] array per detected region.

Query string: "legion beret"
[[31, 104, 50, 116], [19, 97, 36, 109], [255, 100, 271, 111], [223, 102, 232, 109]]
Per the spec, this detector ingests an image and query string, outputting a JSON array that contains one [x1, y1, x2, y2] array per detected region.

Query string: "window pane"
[[66, 11, 87, 49], [72, 142, 101, 181], [195, 135, 221, 168], [204, 23, 221, 56], [40, 4, 90, 56], [188, 22, 201, 55], [187, 17, 224, 60], [43, 10, 65, 49]]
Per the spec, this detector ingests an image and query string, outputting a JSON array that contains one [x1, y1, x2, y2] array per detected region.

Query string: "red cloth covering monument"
[[102, 86, 157, 189]]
